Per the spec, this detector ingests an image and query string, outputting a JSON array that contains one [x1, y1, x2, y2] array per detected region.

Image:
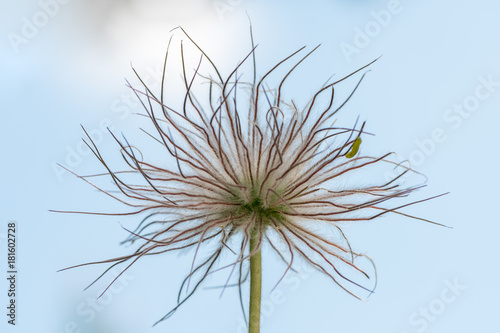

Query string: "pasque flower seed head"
[[56, 27, 447, 327]]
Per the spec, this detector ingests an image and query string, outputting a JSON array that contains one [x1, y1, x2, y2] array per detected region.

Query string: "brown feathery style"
[[54, 27, 447, 328]]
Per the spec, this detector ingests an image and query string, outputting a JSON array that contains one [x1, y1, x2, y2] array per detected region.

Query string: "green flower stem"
[[249, 232, 262, 333]]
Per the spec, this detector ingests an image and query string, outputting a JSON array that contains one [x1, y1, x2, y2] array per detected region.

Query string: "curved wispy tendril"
[[54, 27, 447, 326]]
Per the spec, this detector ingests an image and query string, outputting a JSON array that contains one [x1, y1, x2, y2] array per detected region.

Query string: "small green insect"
[[346, 136, 362, 158]]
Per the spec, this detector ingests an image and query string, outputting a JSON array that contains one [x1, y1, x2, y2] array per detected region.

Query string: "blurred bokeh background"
[[1, 0, 499, 332]]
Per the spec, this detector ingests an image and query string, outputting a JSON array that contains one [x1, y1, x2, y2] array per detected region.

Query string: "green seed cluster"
[[228, 188, 288, 225]]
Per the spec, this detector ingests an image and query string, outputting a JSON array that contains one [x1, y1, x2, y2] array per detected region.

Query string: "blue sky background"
[[1, 1, 499, 332]]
